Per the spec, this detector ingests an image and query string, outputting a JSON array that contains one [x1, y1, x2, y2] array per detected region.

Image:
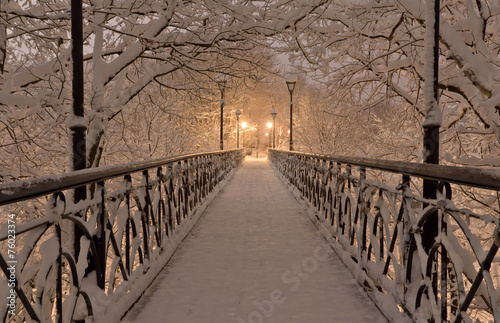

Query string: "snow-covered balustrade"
[[269, 149, 500, 323], [0, 150, 244, 323]]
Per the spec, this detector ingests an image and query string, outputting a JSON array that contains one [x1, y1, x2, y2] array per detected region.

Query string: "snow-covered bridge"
[[122, 157, 388, 323], [3, 0, 500, 321], [1, 149, 500, 323]]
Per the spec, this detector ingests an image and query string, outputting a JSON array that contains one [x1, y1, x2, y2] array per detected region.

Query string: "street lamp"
[[217, 74, 227, 150], [241, 121, 247, 150], [235, 109, 241, 149], [270, 109, 277, 149], [285, 73, 297, 151], [421, 0, 441, 256]]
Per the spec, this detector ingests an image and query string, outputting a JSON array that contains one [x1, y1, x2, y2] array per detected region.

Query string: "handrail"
[[0, 150, 241, 206], [0, 149, 244, 322], [274, 150, 500, 190], [269, 149, 500, 323]]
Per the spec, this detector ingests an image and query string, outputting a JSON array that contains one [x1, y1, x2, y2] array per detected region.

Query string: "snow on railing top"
[[0, 150, 241, 206], [269, 149, 500, 323], [0, 149, 244, 323], [277, 150, 500, 191]]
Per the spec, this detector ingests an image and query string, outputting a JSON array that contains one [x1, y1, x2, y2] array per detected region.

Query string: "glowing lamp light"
[[241, 122, 248, 129], [285, 73, 298, 94], [267, 122, 272, 129]]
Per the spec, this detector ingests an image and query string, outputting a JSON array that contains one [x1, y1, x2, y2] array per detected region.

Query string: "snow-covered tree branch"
[[0, 0, 331, 181], [281, 0, 500, 166]]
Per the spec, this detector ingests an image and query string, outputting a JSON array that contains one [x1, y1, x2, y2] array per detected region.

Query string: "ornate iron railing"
[[0, 150, 244, 322], [269, 149, 500, 323]]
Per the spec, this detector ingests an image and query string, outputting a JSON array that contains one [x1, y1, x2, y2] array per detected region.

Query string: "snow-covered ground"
[[122, 157, 388, 323]]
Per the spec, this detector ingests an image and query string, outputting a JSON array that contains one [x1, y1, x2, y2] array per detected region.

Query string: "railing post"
[[96, 181, 106, 289], [183, 160, 190, 218], [327, 160, 334, 223], [157, 167, 164, 245], [399, 174, 419, 312], [142, 170, 151, 264], [400, 174, 411, 267], [56, 224, 63, 323], [166, 165, 175, 233], [192, 158, 199, 208], [438, 181, 452, 321], [289, 91, 294, 151], [359, 167, 367, 253], [124, 174, 132, 275]]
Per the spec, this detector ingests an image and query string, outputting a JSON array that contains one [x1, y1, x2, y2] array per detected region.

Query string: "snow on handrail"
[[269, 149, 500, 323], [0, 149, 244, 322], [0, 150, 242, 206], [273, 150, 500, 190]]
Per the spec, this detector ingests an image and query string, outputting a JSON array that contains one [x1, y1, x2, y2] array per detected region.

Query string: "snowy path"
[[122, 157, 388, 323]]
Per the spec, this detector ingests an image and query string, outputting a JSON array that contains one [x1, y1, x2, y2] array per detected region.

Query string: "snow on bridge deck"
[[122, 157, 388, 323]]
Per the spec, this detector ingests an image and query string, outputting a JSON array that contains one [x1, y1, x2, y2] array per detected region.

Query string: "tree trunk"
[[0, 0, 7, 73]]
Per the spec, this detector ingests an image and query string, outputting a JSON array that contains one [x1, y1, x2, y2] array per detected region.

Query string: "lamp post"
[[266, 123, 272, 147], [71, 0, 87, 268], [270, 109, 277, 148], [217, 75, 227, 150], [241, 121, 247, 150], [285, 74, 297, 151], [235, 109, 241, 149], [422, 0, 441, 257]]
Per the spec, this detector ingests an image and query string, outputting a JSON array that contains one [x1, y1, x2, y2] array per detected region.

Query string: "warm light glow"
[[267, 122, 272, 129], [241, 122, 247, 129], [287, 130, 290, 134], [285, 73, 298, 83], [265, 133, 269, 136], [285, 73, 298, 93]]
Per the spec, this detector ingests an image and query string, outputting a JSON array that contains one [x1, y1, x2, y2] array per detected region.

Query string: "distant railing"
[[269, 149, 500, 323], [0, 150, 244, 322]]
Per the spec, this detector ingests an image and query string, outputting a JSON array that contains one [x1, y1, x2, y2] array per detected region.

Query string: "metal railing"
[[0, 150, 244, 322], [269, 149, 500, 323]]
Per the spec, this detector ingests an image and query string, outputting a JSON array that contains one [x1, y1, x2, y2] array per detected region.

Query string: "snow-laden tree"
[[0, 0, 332, 182], [279, 0, 500, 167], [268, 77, 421, 161]]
